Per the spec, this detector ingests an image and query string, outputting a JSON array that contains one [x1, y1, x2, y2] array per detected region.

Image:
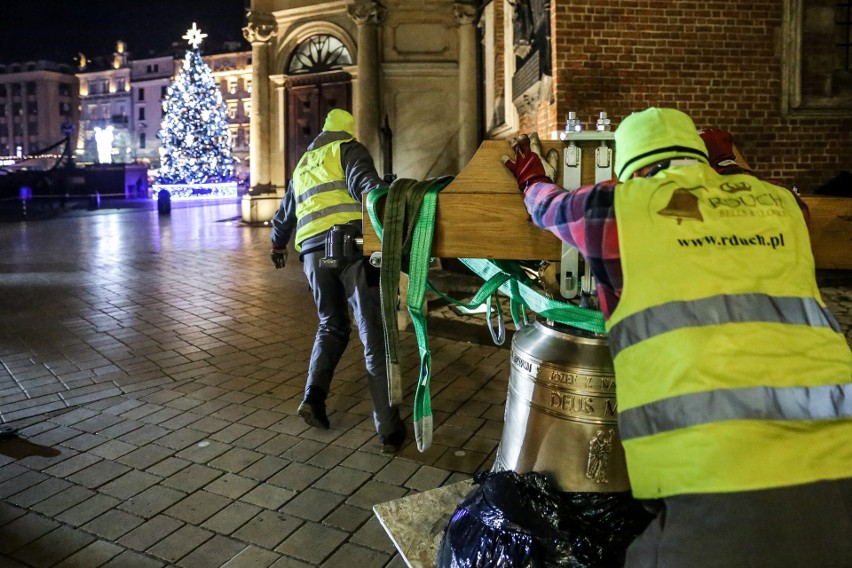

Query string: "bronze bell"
[[657, 188, 703, 225]]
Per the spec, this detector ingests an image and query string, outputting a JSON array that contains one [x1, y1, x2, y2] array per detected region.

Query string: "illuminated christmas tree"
[[157, 23, 234, 193]]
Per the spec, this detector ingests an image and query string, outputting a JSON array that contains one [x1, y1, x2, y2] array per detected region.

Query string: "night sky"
[[0, 0, 249, 65]]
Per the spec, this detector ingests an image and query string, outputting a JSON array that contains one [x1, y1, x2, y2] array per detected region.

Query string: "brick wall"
[[530, 0, 852, 192]]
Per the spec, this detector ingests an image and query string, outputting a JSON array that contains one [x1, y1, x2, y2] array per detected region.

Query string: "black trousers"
[[625, 478, 852, 568]]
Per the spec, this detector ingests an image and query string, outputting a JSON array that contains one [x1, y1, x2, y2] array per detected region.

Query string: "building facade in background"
[[0, 60, 79, 167], [74, 40, 251, 181], [129, 55, 175, 168], [75, 42, 133, 165], [242, 0, 851, 211], [206, 49, 252, 183]]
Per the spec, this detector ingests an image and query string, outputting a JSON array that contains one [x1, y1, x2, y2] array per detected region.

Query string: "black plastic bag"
[[437, 470, 653, 568]]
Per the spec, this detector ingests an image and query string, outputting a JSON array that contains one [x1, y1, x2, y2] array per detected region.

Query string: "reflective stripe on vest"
[[609, 293, 841, 357], [292, 136, 362, 250], [608, 164, 852, 498], [619, 382, 852, 441]]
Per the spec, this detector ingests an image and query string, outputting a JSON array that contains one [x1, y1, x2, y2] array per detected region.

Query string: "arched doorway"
[[285, 35, 353, 179]]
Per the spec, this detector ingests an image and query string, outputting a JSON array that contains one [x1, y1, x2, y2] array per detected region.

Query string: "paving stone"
[[0, 512, 61, 555], [89, 438, 138, 460], [373, 459, 420, 487], [66, 459, 132, 489], [30, 485, 95, 517], [145, 456, 192, 477], [147, 523, 214, 564], [240, 483, 296, 510], [274, 521, 347, 565], [318, 542, 392, 568], [322, 503, 372, 532], [175, 534, 247, 568], [254, 432, 301, 455], [117, 423, 170, 446], [239, 455, 290, 482], [208, 447, 265, 473], [280, 487, 346, 522], [53, 539, 124, 568], [405, 465, 451, 491], [204, 473, 257, 499], [118, 514, 184, 552], [341, 452, 391, 473], [268, 555, 312, 568], [0, 470, 49, 500], [165, 490, 231, 525], [42, 453, 103, 479], [55, 494, 121, 527], [267, 461, 325, 492], [163, 462, 223, 493], [118, 485, 187, 519], [350, 515, 397, 553], [6, 477, 72, 509], [312, 466, 371, 496], [174, 438, 231, 463], [101, 549, 167, 568], [98, 469, 163, 500], [346, 480, 409, 511], [201, 501, 262, 535], [220, 545, 281, 568], [0, 501, 27, 527], [82, 508, 146, 540], [10, 524, 95, 568], [232, 509, 303, 549]]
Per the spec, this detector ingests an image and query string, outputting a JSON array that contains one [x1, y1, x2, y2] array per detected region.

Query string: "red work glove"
[[699, 129, 738, 170], [502, 133, 560, 191]]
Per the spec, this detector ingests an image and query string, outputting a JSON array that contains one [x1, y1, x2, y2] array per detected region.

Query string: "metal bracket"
[[595, 141, 613, 184], [559, 242, 579, 299], [563, 143, 582, 191]]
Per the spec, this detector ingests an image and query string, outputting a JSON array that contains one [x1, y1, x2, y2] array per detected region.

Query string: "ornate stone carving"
[[242, 11, 278, 45], [454, 2, 476, 26], [348, 0, 387, 26]]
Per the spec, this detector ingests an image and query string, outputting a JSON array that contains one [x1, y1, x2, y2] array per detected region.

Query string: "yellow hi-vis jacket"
[[292, 135, 362, 251], [607, 163, 852, 499]]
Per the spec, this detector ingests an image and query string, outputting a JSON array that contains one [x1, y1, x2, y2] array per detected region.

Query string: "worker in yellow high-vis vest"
[[503, 108, 851, 567], [270, 109, 406, 454]]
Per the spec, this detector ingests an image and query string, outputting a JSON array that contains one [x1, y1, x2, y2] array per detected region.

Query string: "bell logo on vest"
[[657, 187, 705, 225]]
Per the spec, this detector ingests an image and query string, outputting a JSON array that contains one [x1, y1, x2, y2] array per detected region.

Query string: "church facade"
[[242, 0, 852, 221]]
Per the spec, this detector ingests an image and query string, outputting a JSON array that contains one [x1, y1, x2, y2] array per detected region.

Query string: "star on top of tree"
[[182, 22, 208, 49]]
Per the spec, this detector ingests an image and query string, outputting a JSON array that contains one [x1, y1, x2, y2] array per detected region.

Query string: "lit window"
[[245, 78, 252, 94], [784, 0, 852, 114], [288, 35, 353, 74], [228, 78, 238, 94]]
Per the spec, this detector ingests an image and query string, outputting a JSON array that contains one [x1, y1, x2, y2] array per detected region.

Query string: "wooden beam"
[[363, 140, 852, 269]]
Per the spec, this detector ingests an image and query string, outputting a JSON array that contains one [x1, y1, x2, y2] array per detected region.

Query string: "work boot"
[[297, 400, 330, 430], [380, 428, 407, 454]]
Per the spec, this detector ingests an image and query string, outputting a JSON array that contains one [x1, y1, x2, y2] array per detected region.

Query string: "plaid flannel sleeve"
[[523, 180, 623, 316]]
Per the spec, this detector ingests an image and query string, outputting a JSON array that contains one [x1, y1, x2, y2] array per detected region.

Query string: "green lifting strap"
[[369, 177, 453, 451], [364, 177, 606, 452]]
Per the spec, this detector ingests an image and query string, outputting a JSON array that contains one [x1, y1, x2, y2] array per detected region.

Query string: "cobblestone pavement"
[[0, 200, 848, 567]]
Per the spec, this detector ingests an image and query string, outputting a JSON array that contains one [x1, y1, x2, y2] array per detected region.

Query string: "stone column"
[[348, 0, 386, 159], [455, 2, 478, 168], [242, 11, 277, 194]]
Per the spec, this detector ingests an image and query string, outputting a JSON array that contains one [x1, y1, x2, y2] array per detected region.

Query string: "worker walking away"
[[270, 109, 407, 454], [502, 107, 852, 567]]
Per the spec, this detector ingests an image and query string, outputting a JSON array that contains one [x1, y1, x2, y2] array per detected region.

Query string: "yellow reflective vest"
[[292, 135, 362, 251], [607, 163, 852, 499]]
